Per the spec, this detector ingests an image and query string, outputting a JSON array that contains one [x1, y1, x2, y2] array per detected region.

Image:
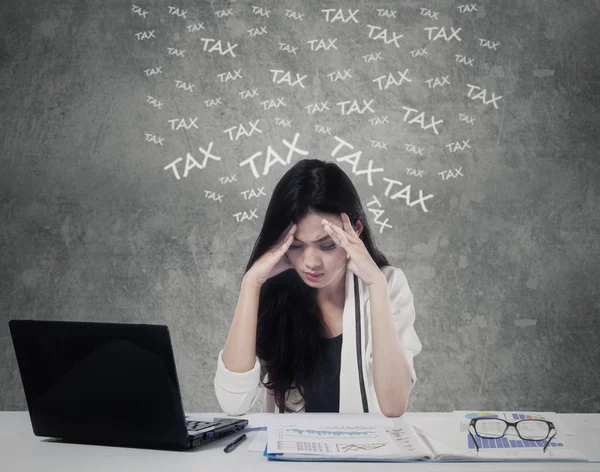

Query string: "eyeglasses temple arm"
[[543, 427, 557, 453], [468, 423, 480, 453]]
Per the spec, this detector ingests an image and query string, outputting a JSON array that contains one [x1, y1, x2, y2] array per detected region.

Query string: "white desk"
[[1, 412, 599, 471]]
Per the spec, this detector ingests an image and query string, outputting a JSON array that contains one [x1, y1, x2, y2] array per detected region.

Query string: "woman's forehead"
[[293, 213, 340, 241], [297, 212, 341, 225]]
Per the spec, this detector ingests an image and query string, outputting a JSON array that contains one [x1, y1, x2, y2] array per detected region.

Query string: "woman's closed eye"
[[289, 244, 336, 251]]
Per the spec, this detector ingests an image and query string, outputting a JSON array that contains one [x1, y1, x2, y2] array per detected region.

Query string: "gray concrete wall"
[[1, 0, 598, 413]]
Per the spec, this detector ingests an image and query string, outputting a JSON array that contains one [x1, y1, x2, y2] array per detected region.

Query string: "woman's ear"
[[354, 218, 364, 238]]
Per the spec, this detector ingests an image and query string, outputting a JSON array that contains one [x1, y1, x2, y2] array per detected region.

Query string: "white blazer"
[[213, 265, 422, 415]]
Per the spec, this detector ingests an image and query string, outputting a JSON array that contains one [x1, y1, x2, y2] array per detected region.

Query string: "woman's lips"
[[305, 272, 324, 281]]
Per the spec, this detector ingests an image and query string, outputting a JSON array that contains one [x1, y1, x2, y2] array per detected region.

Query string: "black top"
[[303, 333, 343, 413]]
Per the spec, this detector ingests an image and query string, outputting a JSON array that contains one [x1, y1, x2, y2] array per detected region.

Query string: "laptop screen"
[[9, 320, 190, 449]]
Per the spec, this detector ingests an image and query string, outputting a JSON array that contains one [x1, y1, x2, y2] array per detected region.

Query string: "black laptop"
[[8, 319, 248, 450]]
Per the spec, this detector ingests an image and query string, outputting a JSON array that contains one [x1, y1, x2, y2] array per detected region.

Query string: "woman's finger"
[[278, 222, 294, 239], [341, 213, 357, 237], [280, 228, 295, 251], [324, 223, 348, 248], [322, 218, 351, 239]]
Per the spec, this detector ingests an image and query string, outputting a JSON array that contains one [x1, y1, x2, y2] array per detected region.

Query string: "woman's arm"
[[214, 275, 265, 416], [222, 275, 262, 372], [369, 273, 414, 417]]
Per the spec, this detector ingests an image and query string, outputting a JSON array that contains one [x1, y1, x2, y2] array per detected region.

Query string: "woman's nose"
[[304, 258, 322, 270]]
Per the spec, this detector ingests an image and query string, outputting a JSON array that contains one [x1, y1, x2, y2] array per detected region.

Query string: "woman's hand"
[[245, 223, 297, 286], [321, 213, 384, 287]]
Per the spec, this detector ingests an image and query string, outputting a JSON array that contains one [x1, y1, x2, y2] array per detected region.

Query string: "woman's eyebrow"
[[293, 234, 332, 243]]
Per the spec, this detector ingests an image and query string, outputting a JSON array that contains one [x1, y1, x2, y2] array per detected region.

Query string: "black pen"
[[224, 434, 247, 453]]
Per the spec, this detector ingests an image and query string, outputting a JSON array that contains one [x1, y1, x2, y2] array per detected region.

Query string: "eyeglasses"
[[469, 417, 557, 453]]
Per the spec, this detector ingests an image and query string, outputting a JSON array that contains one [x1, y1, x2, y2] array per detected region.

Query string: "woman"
[[214, 159, 422, 417]]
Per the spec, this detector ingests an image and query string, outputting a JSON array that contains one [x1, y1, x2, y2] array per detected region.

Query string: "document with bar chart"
[[433, 410, 590, 461], [265, 422, 434, 461], [264, 413, 590, 462]]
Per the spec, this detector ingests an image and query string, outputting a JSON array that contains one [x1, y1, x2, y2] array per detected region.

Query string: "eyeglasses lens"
[[474, 419, 506, 438], [516, 420, 550, 441]]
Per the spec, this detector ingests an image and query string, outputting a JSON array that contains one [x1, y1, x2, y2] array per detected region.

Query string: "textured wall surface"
[[1, 0, 599, 413]]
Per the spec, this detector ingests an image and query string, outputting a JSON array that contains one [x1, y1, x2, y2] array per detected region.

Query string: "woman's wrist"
[[242, 271, 263, 288], [366, 271, 387, 288]]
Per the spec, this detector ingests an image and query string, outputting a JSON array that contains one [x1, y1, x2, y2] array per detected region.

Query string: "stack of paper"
[[265, 421, 431, 461], [260, 411, 590, 463]]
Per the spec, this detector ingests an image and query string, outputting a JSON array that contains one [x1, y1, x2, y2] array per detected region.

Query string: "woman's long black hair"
[[243, 159, 390, 412]]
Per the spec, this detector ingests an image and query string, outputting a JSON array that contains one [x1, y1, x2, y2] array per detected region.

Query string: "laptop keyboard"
[[186, 420, 219, 433]]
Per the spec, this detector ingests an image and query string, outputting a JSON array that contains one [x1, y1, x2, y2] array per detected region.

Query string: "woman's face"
[[285, 212, 362, 287]]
